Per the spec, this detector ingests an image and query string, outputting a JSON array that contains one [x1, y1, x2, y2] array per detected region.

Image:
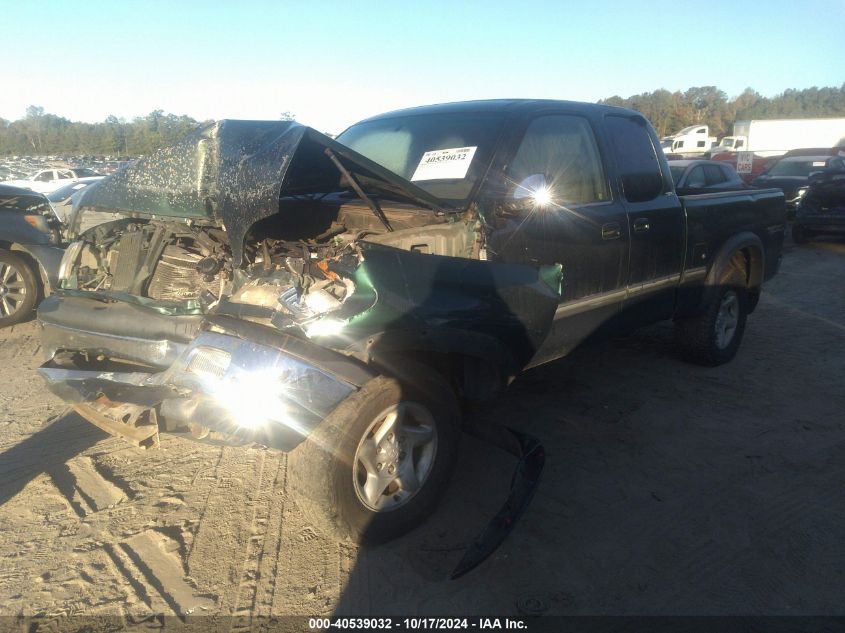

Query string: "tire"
[[0, 251, 39, 327], [287, 361, 461, 543], [674, 261, 748, 366], [792, 224, 810, 244]]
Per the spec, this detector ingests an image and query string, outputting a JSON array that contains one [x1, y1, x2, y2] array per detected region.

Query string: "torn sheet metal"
[[74, 121, 449, 266]]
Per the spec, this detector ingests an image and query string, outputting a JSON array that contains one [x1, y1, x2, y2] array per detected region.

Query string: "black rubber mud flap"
[[451, 428, 544, 579]]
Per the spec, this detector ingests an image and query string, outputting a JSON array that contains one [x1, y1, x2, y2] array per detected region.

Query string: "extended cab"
[[37, 100, 786, 542]]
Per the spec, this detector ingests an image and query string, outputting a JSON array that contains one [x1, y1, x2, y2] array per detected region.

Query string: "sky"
[[3, 0, 844, 134]]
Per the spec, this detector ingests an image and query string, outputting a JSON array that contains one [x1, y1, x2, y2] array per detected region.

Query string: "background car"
[[669, 159, 751, 195], [0, 184, 65, 326], [752, 154, 844, 218], [45, 176, 104, 223], [792, 156, 845, 244], [2, 167, 102, 194]]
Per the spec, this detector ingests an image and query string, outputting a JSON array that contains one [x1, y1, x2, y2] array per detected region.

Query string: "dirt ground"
[[1, 237, 843, 625]]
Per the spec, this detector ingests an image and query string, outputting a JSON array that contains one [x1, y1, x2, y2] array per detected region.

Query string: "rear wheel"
[[0, 251, 39, 327], [287, 362, 460, 543], [674, 260, 748, 366]]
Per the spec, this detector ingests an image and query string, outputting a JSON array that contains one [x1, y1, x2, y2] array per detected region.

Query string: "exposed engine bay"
[[65, 199, 482, 340]]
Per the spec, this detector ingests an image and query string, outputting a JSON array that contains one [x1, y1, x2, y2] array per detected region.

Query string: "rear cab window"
[[605, 115, 667, 202]]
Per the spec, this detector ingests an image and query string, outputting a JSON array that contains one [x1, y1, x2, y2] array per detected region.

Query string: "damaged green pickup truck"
[[37, 100, 785, 544]]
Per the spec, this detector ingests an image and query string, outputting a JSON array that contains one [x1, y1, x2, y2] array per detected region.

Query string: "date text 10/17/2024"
[[308, 617, 529, 630]]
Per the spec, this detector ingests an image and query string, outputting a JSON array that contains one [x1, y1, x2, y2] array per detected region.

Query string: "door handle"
[[601, 222, 621, 240], [633, 218, 651, 233]]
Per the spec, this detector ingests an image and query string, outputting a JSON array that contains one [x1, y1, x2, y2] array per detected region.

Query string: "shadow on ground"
[[0, 411, 106, 508]]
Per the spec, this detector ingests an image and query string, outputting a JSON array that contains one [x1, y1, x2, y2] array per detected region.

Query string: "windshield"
[[336, 112, 506, 203], [47, 181, 94, 202], [669, 165, 687, 185], [768, 157, 829, 177]]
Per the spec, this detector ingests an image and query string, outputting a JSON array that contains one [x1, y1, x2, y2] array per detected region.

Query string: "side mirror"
[[494, 174, 558, 216], [513, 173, 547, 201]]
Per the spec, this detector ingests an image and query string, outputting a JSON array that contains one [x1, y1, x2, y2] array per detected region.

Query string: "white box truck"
[[714, 118, 845, 156]]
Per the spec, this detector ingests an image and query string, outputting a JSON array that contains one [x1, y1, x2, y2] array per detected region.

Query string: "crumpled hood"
[[74, 120, 449, 266]]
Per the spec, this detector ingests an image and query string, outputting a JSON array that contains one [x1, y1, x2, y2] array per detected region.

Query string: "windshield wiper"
[[324, 148, 393, 232]]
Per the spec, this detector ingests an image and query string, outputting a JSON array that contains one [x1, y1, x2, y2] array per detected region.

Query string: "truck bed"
[[680, 188, 786, 283]]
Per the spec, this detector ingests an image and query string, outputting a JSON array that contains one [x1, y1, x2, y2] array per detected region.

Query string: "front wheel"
[[674, 264, 748, 366], [287, 362, 460, 543], [0, 251, 39, 327]]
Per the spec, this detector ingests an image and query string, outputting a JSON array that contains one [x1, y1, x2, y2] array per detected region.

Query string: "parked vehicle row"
[[2, 167, 102, 194], [666, 145, 845, 221]]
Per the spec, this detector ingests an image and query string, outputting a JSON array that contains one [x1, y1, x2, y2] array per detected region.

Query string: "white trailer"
[[715, 118, 845, 156]]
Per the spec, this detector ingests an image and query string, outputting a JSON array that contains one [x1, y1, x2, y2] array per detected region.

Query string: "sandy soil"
[[0, 238, 843, 626]]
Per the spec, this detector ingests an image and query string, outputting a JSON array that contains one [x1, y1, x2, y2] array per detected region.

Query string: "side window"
[[703, 164, 725, 185], [687, 166, 706, 188], [508, 115, 609, 204], [697, 140, 706, 148], [34, 171, 53, 182], [605, 115, 665, 202], [58, 170, 74, 179], [696, 128, 706, 134], [735, 139, 745, 149]]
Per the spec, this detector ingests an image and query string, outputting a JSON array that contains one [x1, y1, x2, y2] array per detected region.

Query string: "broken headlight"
[[160, 332, 356, 435], [57, 240, 84, 286]]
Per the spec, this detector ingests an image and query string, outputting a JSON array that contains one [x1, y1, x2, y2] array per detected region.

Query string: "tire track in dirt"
[[228, 449, 271, 631], [186, 445, 266, 615], [250, 453, 288, 622]]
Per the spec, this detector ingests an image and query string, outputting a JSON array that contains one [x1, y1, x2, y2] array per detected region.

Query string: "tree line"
[[3, 85, 845, 156], [600, 84, 845, 138], [0, 107, 204, 157]]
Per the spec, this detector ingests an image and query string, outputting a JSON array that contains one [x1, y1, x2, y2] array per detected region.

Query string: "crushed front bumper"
[[39, 329, 367, 452]]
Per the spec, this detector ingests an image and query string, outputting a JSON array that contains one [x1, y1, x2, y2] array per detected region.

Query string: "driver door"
[[484, 113, 629, 362]]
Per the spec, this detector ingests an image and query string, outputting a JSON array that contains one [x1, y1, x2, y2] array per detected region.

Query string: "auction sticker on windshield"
[[411, 146, 477, 181]]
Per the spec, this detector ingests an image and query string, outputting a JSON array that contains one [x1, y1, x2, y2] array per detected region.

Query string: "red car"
[[709, 152, 779, 183]]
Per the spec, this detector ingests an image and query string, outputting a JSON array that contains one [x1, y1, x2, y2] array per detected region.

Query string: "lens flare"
[[305, 317, 347, 339], [531, 186, 553, 207], [210, 368, 291, 430]]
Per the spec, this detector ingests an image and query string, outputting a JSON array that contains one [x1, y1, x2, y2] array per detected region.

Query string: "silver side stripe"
[[554, 269, 704, 319], [680, 266, 707, 281]]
